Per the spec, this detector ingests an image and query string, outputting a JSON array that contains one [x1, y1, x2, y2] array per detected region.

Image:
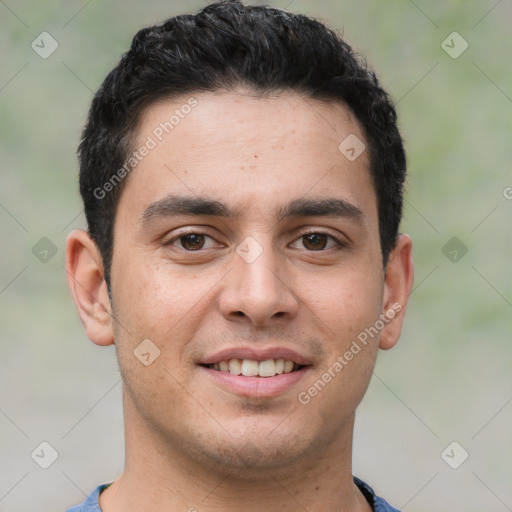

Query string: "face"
[[72, 90, 412, 477]]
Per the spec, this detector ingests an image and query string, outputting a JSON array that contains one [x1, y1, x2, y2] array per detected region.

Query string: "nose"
[[218, 239, 299, 326]]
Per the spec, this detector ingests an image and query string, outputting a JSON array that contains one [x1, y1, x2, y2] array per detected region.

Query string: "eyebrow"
[[138, 194, 364, 227]]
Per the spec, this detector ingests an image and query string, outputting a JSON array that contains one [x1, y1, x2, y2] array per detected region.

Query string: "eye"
[[165, 232, 219, 251], [164, 230, 345, 252], [290, 231, 344, 251]]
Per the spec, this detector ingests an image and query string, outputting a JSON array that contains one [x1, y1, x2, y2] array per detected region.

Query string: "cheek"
[[110, 259, 202, 413], [111, 256, 218, 366], [307, 269, 382, 399], [114, 257, 182, 327], [303, 267, 383, 348]]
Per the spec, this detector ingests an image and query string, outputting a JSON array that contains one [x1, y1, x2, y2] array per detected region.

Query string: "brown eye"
[[164, 231, 221, 252], [165, 233, 215, 252], [179, 233, 206, 250], [302, 233, 329, 250], [290, 231, 343, 251]]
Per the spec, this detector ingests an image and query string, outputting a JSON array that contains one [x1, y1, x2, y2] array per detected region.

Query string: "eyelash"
[[164, 229, 347, 252]]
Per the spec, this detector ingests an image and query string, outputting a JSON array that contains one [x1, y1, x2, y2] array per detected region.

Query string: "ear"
[[65, 229, 114, 346], [379, 234, 414, 350]]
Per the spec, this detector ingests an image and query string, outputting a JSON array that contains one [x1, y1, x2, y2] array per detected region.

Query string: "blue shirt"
[[65, 477, 401, 511]]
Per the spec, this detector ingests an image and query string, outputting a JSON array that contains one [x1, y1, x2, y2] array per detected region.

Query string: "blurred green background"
[[1, 1, 510, 511]]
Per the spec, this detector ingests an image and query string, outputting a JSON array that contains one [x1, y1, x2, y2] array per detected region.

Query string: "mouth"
[[200, 358, 305, 378], [198, 349, 312, 398]]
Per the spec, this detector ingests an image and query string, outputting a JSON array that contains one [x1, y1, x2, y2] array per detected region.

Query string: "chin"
[[198, 443, 307, 479], [185, 421, 321, 479]]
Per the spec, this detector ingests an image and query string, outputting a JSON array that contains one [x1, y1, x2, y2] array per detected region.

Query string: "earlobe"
[[379, 234, 414, 350], [65, 229, 114, 346]]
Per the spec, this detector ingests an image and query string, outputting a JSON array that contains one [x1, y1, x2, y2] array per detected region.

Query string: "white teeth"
[[212, 358, 299, 377], [258, 359, 276, 377], [241, 359, 259, 377], [228, 359, 242, 375]]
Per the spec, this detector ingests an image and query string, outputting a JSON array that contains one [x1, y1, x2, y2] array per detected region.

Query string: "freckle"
[[315, 486, 320, 491]]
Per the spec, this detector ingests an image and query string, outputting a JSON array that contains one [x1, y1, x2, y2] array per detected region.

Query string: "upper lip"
[[200, 347, 313, 366]]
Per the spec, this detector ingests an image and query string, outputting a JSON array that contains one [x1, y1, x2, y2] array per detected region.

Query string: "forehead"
[[119, 90, 376, 226], [137, 89, 365, 155]]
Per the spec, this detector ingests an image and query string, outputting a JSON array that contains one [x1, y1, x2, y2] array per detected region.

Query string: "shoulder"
[[64, 483, 112, 512], [354, 476, 402, 512]]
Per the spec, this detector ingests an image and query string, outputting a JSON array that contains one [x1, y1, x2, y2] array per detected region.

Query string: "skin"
[[66, 90, 413, 512]]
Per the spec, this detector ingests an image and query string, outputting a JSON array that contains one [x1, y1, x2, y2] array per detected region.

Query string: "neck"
[[99, 392, 372, 512]]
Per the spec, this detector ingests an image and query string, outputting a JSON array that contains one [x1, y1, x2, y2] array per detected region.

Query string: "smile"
[[202, 358, 304, 378]]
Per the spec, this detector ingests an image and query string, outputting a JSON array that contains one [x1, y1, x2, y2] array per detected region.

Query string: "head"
[[78, 0, 406, 288], [67, 0, 413, 479]]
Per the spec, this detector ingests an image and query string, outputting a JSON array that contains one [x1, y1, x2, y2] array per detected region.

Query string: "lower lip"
[[200, 366, 310, 398]]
